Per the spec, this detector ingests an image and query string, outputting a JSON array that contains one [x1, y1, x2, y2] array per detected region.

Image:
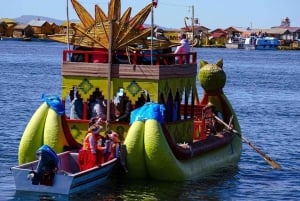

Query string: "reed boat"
[[15, 0, 242, 185]]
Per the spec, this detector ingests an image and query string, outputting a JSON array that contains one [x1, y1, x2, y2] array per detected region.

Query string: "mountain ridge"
[[13, 15, 78, 25], [11, 15, 173, 30]]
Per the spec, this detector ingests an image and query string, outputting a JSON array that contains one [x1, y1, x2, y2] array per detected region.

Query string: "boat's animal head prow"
[[198, 58, 226, 92]]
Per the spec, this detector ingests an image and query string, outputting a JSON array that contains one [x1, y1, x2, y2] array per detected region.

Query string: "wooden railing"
[[62, 50, 197, 65]]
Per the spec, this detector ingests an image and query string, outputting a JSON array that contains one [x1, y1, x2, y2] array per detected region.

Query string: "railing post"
[[83, 101, 88, 120], [192, 52, 197, 64], [84, 52, 89, 63], [133, 52, 137, 65], [63, 50, 67, 62]]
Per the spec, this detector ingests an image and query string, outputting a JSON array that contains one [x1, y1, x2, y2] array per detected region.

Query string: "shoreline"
[[1, 38, 299, 50]]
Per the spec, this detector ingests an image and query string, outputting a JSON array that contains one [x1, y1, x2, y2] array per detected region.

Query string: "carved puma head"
[[198, 58, 226, 92]]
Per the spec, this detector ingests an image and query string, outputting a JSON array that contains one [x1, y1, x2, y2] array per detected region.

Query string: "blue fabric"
[[37, 145, 59, 166], [130, 102, 165, 124], [42, 94, 65, 116]]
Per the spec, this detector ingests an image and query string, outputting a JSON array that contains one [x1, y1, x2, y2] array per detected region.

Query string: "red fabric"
[[78, 149, 104, 171], [79, 133, 105, 171], [92, 48, 108, 63], [79, 149, 96, 171]]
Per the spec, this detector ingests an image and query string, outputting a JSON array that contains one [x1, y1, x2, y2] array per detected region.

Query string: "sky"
[[1, 0, 300, 30]]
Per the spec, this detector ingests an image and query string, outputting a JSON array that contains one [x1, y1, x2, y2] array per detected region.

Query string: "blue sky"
[[1, 0, 300, 30]]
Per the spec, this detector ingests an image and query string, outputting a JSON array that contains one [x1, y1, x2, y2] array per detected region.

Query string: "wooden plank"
[[62, 62, 197, 80]]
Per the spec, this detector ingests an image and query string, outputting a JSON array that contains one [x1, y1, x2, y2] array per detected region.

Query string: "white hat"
[[203, 102, 215, 111]]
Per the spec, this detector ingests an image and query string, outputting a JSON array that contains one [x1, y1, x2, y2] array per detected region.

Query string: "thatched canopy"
[[49, 0, 174, 50]]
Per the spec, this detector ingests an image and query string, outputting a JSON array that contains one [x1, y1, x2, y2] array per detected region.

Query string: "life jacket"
[[79, 132, 104, 171], [82, 132, 102, 152]]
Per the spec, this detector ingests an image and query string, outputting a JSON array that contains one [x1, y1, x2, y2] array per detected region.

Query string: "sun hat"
[[203, 102, 215, 111]]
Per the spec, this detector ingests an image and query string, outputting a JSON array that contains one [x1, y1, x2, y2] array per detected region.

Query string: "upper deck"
[[61, 50, 198, 80]]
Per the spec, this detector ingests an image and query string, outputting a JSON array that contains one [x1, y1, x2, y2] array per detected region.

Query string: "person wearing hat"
[[154, 27, 169, 41], [202, 102, 220, 135], [78, 123, 105, 171], [174, 33, 190, 64]]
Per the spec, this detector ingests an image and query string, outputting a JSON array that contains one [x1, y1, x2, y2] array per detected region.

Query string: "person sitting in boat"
[[92, 98, 108, 120], [103, 131, 121, 162], [78, 123, 106, 171], [202, 102, 223, 135], [174, 33, 190, 64], [70, 96, 83, 119], [29, 145, 59, 186]]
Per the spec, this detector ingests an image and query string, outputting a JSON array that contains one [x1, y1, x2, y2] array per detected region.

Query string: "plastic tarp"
[[42, 94, 65, 116], [130, 102, 165, 124], [36, 145, 59, 166]]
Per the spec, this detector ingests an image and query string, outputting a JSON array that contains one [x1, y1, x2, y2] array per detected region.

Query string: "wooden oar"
[[214, 115, 281, 169]]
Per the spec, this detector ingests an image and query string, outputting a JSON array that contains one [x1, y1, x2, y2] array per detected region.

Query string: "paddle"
[[213, 115, 282, 170]]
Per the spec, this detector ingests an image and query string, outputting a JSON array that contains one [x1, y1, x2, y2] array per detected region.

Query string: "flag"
[[152, 0, 158, 8]]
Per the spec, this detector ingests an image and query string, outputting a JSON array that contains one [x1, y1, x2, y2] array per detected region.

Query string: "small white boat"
[[225, 37, 245, 49], [11, 149, 117, 195], [244, 36, 279, 50]]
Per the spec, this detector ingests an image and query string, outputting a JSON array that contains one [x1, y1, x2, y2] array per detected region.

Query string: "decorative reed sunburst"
[[49, 0, 158, 50]]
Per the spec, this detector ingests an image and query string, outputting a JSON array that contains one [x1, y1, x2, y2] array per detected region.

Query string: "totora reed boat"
[[12, 0, 243, 194]]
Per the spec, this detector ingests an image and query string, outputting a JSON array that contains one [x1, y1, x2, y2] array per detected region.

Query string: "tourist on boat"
[[114, 93, 132, 123], [92, 98, 108, 119], [30, 145, 59, 185], [70, 97, 83, 119], [78, 123, 106, 171], [103, 131, 121, 161], [174, 33, 190, 64], [70, 46, 92, 62], [154, 27, 169, 41], [202, 102, 223, 135]]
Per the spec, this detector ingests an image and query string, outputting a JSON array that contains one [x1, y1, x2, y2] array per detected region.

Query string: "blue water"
[[0, 41, 300, 200]]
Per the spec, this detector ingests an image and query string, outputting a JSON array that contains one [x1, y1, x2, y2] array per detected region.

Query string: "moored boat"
[[225, 37, 245, 49], [244, 36, 279, 50], [11, 145, 117, 194], [15, 0, 243, 187]]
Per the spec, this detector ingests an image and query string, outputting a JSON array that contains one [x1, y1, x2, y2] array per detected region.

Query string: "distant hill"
[[12, 15, 172, 29], [13, 15, 78, 25]]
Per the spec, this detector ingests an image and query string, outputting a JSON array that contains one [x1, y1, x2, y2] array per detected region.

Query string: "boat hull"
[[147, 120, 242, 180], [124, 118, 242, 181], [225, 43, 244, 49], [244, 36, 279, 50], [11, 151, 117, 194], [244, 44, 278, 50]]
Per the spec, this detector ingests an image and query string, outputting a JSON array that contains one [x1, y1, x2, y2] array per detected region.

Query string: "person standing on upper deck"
[[174, 33, 190, 64]]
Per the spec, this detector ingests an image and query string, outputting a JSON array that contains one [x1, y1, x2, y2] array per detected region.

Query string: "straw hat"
[[203, 102, 215, 111]]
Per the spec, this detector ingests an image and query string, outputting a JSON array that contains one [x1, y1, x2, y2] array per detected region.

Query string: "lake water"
[[0, 41, 299, 200]]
